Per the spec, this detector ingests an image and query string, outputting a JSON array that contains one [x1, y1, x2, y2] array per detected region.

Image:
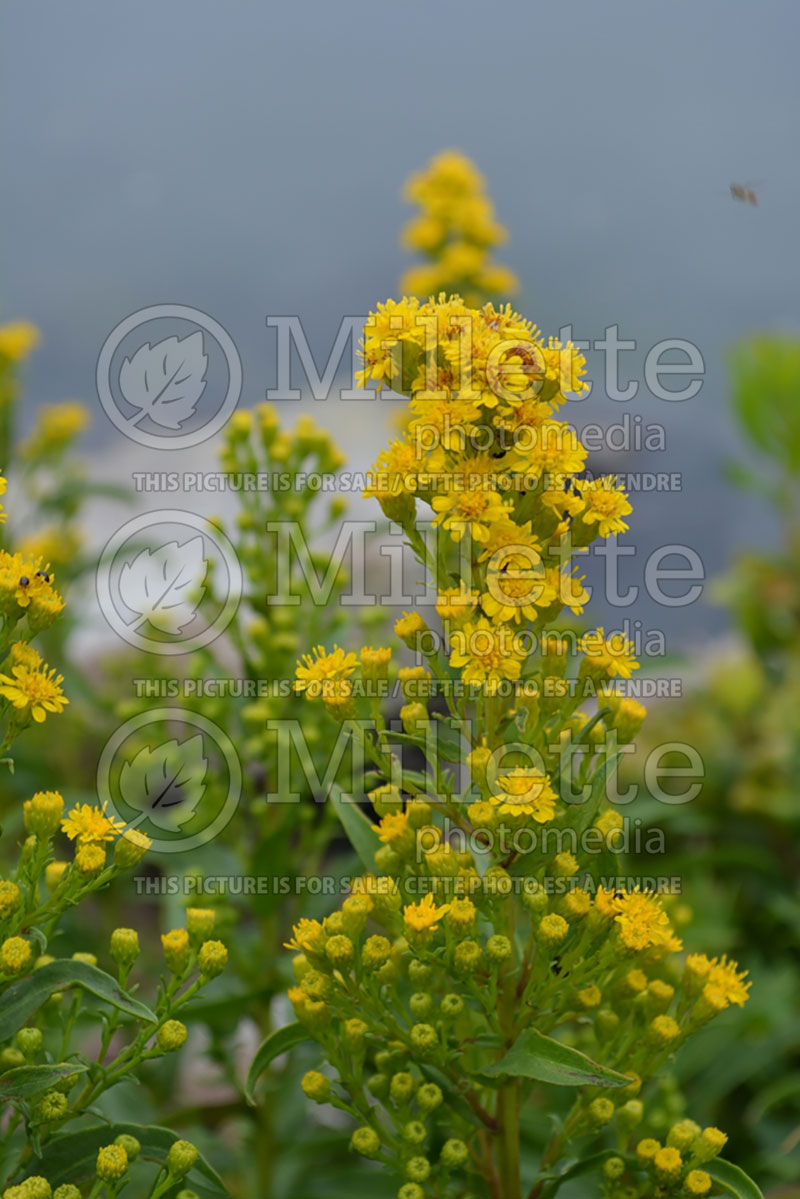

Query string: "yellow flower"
[[435, 583, 479, 623], [403, 892, 451, 934], [75, 843, 107, 876], [360, 645, 392, 682], [705, 955, 750, 1007], [0, 660, 68, 724], [490, 768, 557, 822], [20, 401, 90, 459], [1, 936, 32, 974], [577, 475, 632, 537], [613, 890, 679, 953], [431, 486, 511, 544], [285, 918, 327, 955], [449, 618, 527, 693], [61, 802, 125, 845], [294, 645, 357, 699], [0, 320, 40, 363], [482, 549, 557, 624], [579, 627, 639, 679], [394, 610, 428, 649]]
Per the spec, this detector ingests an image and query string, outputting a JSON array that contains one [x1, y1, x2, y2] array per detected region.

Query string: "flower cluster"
[[283, 297, 753, 1198], [401, 152, 518, 305]]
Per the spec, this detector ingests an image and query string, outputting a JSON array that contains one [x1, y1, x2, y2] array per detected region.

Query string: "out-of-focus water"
[[3, 0, 800, 648]]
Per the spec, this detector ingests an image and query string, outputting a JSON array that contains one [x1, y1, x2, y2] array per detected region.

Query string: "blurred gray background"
[[3, 0, 799, 645]]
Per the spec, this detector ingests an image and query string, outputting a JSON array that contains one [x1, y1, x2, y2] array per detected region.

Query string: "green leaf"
[[0, 961, 156, 1042], [245, 1021, 312, 1104], [0, 1062, 88, 1100], [29, 1122, 228, 1196], [544, 1150, 637, 1195], [477, 1028, 630, 1088], [329, 784, 380, 872], [706, 1159, 764, 1199]]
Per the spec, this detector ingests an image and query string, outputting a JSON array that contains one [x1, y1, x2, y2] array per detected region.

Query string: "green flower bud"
[[454, 939, 483, 976], [324, 934, 354, 969], [198, 940, 228, 979], [409, 992, 434, 1020], [23, 790, 64, 838], [402, 1120, 427, 1146], [416, 1082, 443, 1113], [404, 1156, 431, 1182], [410, 1023, 438, 1058], [344, 1017, 369, 1052], [369, 784, 404, 818], [366, 1073, 389, 1099], [161, 929, 190, 974], [0, 1048, 26, 1070], [167, 1140, 199, 1177], [407, 960, 433, 988], [691, 1127, 727, 1164], [646, 979, 676, 1016], [588, 1097, 615, 1127], [390, 1071, 415, 1105], [301, 1071, 331, 1103], [54, 1187, 82, 1199], [15, 1027, 43, 1057], [110, 928, 140, 969], [667, 1119, 701, 1154], [440, 993, 464, 1019], [362, 935, 392, 971], [594, 1008, 620, 1042], [157, 1020, 188, 1053], [440, 1138, 469, 1170], [35, 1091, 67, 1122], [186, 908, 216, 942], [602, 1157, 625, 1181], [486, 935, 512, 965], [377, 959, 398, 986], [617, 1100, 644, 1132], [406, 798, 433, 829], [636, 1138, 661, 1167], [401, 702, 429, 736], [97, 1143, 129, 1182], [538, 913, 568, 950], [300, 969, 334, 1002], [350, 1126, 381, 1159], [114, 1134, 141, 1161], [341, 894, 371, 937], [374, 846, 403, 875], [398, 1186, 424, 1199]]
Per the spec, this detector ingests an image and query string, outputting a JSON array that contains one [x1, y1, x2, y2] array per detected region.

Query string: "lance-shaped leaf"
[[119, 332, 208, 430], [28, 1122, 228, 1195], [118, 536, 207, 634], [0, 1063, 88, 1100], [119, 735, 207, 833], [330, 783, 381, 872], [478, 1028, 630, 1088], [245, 1022, 313, 1104], [0, 961, 155, 1042], [706, 1160, 764, 1199]]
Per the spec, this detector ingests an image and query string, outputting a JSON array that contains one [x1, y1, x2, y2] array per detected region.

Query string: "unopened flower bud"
[[97, 1144, 129, 1182], [157, 1020, 188, 1053], [538, 914, 568, 950], [167, 1140, 199, 1177], [350, 1126, 381, 1159], [301, 1071, 331, 1103], [110, 928, 140, 969]]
